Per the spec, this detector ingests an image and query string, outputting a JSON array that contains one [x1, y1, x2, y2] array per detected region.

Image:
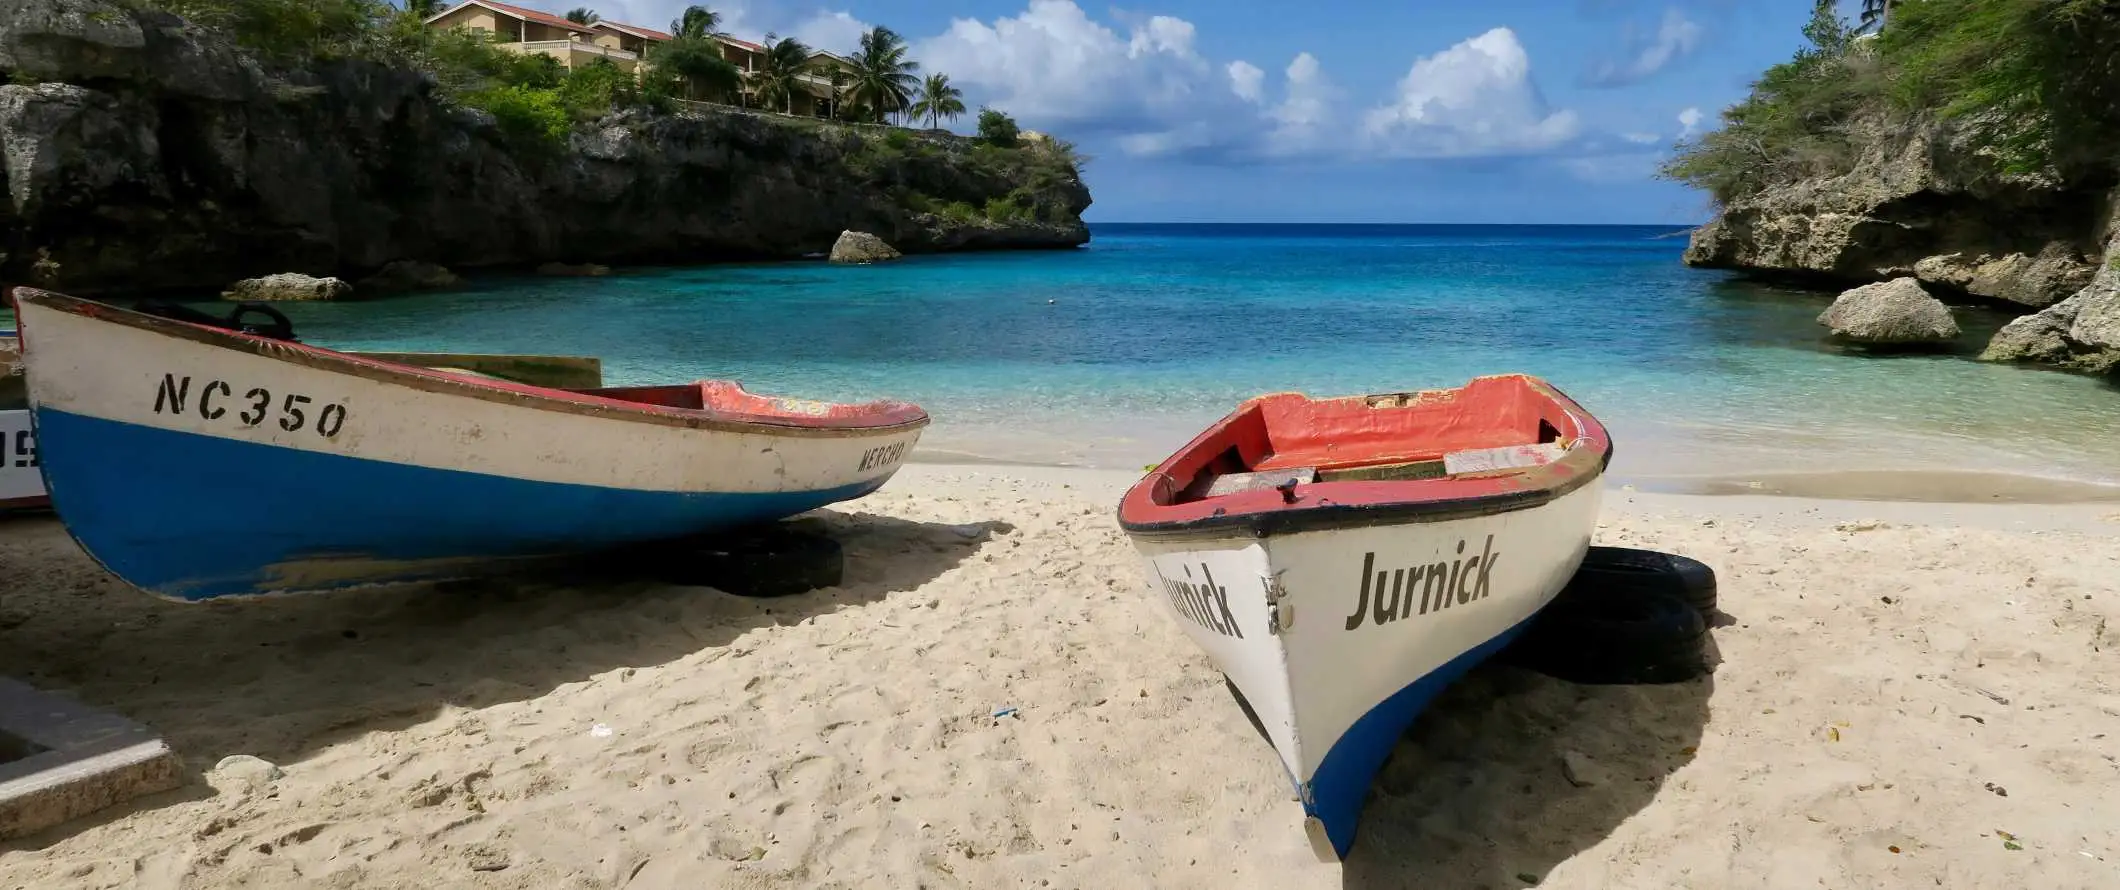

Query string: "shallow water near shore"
[[38, 223, 2120, 493]]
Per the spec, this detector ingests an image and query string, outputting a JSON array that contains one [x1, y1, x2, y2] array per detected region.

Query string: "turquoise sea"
[[16, 224, 2120, 488]]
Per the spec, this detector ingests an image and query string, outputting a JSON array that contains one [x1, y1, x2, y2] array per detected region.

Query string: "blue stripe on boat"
[[1302, 611, 1543, 860], [34, 408, 886, 602]]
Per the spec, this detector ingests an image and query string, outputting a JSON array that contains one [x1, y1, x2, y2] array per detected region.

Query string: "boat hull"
[[1127, 480, 1601, 860], [14, 291, 925, 602]]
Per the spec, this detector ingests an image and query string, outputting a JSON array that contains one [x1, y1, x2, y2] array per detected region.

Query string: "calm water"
[[17, 224, 2120, 484]]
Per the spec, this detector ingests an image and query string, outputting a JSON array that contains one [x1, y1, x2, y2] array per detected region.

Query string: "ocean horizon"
[[12, 222, 2120, 494]]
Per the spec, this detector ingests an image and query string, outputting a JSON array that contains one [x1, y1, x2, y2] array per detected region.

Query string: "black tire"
[[1574, 545, 1718, 616], [1502, 587, 1708, 685], [636, 524, 845, 597]]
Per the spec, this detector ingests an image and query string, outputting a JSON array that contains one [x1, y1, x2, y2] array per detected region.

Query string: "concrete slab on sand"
[[0, 677, 183, 840]]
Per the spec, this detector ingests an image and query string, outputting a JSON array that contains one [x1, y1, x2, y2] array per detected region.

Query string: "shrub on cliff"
[[1661, 0, 2120, 205]]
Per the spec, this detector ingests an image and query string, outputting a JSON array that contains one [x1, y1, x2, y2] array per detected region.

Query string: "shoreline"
[[906, 447, 2120, 507]]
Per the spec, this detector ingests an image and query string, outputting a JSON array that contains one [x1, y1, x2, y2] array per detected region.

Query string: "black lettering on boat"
[[198, 380, 231, 420], [1419, 563, 1447, 615], [317, 403, 347, 438], [1345, 552, 1375, 630], [11, 430, 32, 468], [240, 388, 270, 426], [858, 441, 908, 472], [153, 374, 191, 415], [1153, 560, 1243, 639], [278, 394, 311, 432], [1372, 567, 1403, 626], [1346, 535, 1503, 632]]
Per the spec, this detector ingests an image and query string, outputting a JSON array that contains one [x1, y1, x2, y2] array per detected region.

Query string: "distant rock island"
[[0, 0, 1091, 298], [1662, 0, 2120, 375]]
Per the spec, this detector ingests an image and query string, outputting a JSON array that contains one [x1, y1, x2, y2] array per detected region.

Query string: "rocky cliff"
[[1680, 112, 2120, 374], [0, 0, 1092, 297]]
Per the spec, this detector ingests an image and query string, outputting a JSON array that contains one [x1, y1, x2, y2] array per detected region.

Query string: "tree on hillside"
[[648, 35, 741, 102], [564, 7, 599, 24], [405, 0, 443, 18], [909, 73, 965, 129], [976, 107, 1019, 146], [752, 34, 812, 114], [846, 26, 918, 123], [671, 5, 723, 40]]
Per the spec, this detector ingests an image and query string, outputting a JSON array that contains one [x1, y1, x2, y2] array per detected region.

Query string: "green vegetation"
[[976, 107, 1020, 147], [1659, 0, 2120, 205]]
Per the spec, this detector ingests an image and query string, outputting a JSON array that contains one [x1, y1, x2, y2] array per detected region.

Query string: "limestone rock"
[[535, 261, 610, 276], [1818, 277, 1959, 343], [0, 0, 1092, 294], [207, 754, 282, 792], [360, 260, 460, 294], [222, 272, 351, 301], [1560, 750, 1606, 788], [828, 230, 902, 264], [1984, 265, 2120, 373], [1909, 244, 2092, 308]]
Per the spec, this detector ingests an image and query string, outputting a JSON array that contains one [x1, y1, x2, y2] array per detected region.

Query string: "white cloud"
[[790, 11, 870, 55], [634, 1, 1612, 171], [1583, 7, 1702, 87], [1677, 106, 1703, 138], [1262, 52, 1337, 157], [1362, 27, 1580, 159], [1621, 131, 1661, 145], [1227, 60, 1265, 104], [914, 0, 1211, 130]]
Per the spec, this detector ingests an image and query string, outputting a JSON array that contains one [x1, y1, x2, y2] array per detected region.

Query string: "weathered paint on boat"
[[9, 289, 929, 601], [1116, 374, 1611, 861]]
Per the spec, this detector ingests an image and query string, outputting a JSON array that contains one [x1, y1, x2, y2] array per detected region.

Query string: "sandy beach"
[[2, 464, 2117, 889]]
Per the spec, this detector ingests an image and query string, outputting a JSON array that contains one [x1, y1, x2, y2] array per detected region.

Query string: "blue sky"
[[590, 0, 1831, 223]]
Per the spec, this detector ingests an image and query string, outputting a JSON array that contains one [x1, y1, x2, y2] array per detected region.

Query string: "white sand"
[[2, 465, 2118, 889]]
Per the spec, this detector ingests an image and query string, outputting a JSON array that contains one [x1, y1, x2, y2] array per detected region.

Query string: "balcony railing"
[[503, 40, 639, 62]]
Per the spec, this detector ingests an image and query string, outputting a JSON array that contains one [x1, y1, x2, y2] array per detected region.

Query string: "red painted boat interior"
[[1121, 374, 1609, 526], [569, 381, 928, 426]]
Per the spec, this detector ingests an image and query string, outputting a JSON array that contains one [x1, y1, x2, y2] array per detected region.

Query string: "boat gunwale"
[[1115, 375, 1612, 541], [10, 288, 931, 439]]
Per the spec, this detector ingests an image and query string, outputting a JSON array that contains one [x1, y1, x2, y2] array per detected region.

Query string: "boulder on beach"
[[221, 273, 351, 302], [829, 230, 902, 264], [1817, 277, 1959, 344], [535, 262, 611, 277], [360, 260, 460, 294]]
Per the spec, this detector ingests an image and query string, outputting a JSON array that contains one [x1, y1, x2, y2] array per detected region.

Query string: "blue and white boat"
[[1116, 374, 1612, 861], [8, 287, 928, 602], [0, 326, 44, 509]]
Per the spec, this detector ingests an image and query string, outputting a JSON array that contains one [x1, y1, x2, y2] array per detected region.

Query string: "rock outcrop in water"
[[0, 0, 1092, 297], [1817, 277, 1959, 344]]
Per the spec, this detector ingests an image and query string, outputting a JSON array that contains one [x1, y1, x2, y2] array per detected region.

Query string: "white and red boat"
[[1116, 373, 1612, 861]]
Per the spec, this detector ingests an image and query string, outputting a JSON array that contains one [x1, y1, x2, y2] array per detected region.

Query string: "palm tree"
[[671, 5, 723, 40], [564, 7, 599, 24], [1858, 0, 1899, 34], [751, 34, 813, 114], [846, 26, 919, 124], [908, 73, 965, 129]]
